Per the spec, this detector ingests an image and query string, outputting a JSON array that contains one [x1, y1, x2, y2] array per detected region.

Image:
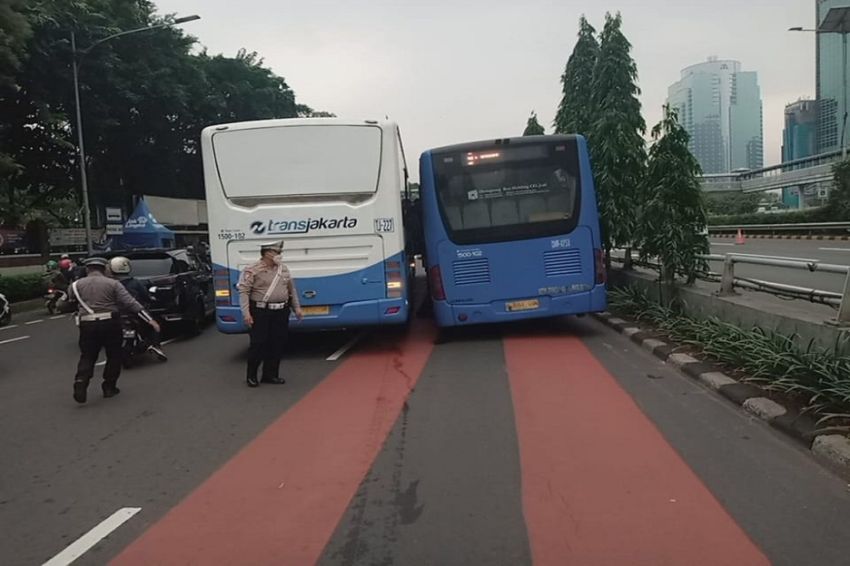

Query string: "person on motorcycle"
[[108, 256, 167, 361], [43, 260, 69, 314], [59, 256, 79, 285], [45, 260, 66, 287]]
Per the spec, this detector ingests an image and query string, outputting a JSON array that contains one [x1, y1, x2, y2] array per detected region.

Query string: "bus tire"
[[434, 326, 455, 345]]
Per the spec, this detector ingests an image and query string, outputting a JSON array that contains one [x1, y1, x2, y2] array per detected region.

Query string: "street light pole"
[[70, 15, 200, 255], [70, 31, 93, 255], [842, 31, 848, 159]]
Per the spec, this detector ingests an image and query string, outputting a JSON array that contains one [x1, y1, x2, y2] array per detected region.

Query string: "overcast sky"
[[155, 0, 816, 180]]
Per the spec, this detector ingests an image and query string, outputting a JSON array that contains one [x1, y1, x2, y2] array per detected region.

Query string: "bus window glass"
[[432, 141, 581, 244]]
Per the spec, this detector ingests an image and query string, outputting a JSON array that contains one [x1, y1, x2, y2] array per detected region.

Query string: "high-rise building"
[[816, 0, 850, 153], [783, 99, 819, 162], [782, 99, 819, 207], [667, 57, 764, 174]]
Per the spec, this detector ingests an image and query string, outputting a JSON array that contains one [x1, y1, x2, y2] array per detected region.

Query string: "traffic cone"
[[735, 228, 745, 245]]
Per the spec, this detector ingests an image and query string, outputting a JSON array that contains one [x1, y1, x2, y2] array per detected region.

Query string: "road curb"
[[592, 311, 850, 474]]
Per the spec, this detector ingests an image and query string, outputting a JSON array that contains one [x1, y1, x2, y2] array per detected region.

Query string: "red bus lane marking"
[[504, 335, 770, 566], [111, 323, 434, 566]]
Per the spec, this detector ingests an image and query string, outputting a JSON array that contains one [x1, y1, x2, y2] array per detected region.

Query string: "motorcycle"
[[0, 292, 10, 326], [44, 287, 68, 315], [121, 316, 167, 368]]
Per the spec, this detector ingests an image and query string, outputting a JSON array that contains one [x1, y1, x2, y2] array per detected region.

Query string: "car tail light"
[[385, 306, 401, 315], [595, 249, 606, 285], [429, 265, 446, 301]]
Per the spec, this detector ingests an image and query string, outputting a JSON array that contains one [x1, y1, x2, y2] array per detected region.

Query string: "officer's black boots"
[[261, 377, 286, 385], [73, 381, 87, 404], [103, 384, 120, 398], [247, 375, 260, 388]]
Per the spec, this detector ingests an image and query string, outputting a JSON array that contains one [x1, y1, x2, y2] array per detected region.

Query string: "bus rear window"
[[433, 141, 581, 245], [212, 124, 382, 198]]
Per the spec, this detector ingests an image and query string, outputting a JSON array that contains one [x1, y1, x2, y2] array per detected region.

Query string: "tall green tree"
[[0, 0, 313, 228], [828, 159, 850, 220], [523, 111, 545, 136], [638, 105, 708, 284], [0, 0, 32, 176], [590, 12, 646, 263], [554, 16, 598, 136], [704, 192, 760, 216], [0, 0, 30, 91]]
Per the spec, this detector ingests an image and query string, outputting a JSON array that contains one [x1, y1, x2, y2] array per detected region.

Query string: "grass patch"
[[609, 285, 850, 433]]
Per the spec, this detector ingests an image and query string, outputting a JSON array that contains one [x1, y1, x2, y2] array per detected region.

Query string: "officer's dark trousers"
[[247, 303, 290, 382], [75, 318, 122, 390]]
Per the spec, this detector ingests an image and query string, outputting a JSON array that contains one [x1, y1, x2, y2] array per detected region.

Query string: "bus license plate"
[[301, 305, 330, 316], [506, 299, 539, 312]]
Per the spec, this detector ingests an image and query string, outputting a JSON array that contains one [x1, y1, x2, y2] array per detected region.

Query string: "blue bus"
[[419, 135, 606, 328]]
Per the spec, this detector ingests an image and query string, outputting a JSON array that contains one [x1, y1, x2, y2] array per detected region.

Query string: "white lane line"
[[819, 247, 850, 252], [50, 315, 67, 320], [711, 243, 735, 247], [0, 336, 29, 346], [0, 324, 19, 331], [25, 319, 44, 325], [42, 507, 141, 566], [326, 331, 366, 361]]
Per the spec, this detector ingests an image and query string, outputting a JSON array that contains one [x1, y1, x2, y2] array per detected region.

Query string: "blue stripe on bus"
[[213, 252, 409, 333]]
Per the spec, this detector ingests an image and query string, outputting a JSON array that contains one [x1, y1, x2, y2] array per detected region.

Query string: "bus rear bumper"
[[215, 298, 408, 334], [434, 286, 607, 328]]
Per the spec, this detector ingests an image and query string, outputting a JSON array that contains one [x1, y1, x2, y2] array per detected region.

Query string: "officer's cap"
[[83, 257, 109, 268], [260, 240, 284, 253]]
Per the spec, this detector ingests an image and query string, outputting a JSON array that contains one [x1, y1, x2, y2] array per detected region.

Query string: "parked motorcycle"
[[0, 292, 10, 326], [44, 288, 68, 315]]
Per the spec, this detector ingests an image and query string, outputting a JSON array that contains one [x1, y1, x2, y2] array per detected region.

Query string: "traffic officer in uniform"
[[65, 257, 161, 404], [237, 240, 303, 388]]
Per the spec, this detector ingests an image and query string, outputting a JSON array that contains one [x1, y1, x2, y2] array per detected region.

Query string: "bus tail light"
[[595, 249, 606, 285], [429, 266, 446, 301], [214, 272, 234, 302], [385, 260, 403, 298]]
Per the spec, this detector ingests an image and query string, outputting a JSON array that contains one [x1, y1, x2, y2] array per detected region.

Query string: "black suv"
[[104, 248, 214, 334]]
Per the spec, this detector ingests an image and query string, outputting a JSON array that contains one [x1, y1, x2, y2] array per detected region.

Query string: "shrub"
[[0, 273, 47, 303], [609, 285, 850, 432]]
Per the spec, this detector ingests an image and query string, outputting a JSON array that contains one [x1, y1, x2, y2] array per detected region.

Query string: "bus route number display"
[[375, 218, 395, 233], [218, 229, 246, 241]]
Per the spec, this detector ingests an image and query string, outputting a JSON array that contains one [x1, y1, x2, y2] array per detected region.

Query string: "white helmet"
[[109, 256, 131, 275]]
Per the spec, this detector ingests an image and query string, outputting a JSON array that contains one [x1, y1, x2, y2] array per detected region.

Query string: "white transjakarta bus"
[[201, 118, 413, 333]]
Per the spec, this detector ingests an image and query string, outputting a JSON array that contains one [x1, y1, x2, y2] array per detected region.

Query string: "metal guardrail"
[[613, 249, 850, 325], [704, 253, 850, 323], [708, 221, 850, 234]]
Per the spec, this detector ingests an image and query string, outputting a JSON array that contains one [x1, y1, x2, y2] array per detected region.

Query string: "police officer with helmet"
[[237, 240, 303, 388], [65, 257, 160, 403]]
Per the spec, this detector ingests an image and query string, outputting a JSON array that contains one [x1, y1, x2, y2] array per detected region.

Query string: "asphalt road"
[[2, 305, 850, 565], [708, 237, 850, 294]]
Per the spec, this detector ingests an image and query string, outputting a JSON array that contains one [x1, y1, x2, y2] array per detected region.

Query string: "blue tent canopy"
[[112, 199, 175, 250]]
